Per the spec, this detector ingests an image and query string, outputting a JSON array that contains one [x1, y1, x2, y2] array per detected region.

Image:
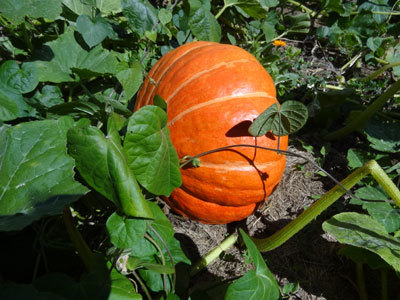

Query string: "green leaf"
[[358, 0, 390, 24], [0, 117, 88, 231], [76, 15, 115, 48], [366, 37, 383, 52], [62, 0, 121, 15], [124, 105, 182, 196], [153, 95, 167, 111], [386, 43, 400, 78], [67, 122, 153, 219], [159, 8, 172, 25], [364, 119, 400, 153], [339, 245, 390, 270], [365, 202, 400, 233], [225, 0, 268, 19], [29, 85, 64, 108], [35, 29, 118, 83], [0, 0, 62, 25], [0, 87, 20, 121], [0, 61, 39, 94], [116, 61, 143, 102], [225, 229, 279, 300], [322, 212, 400, 273], [121, 0, 158, 36], [347, 148, 375, 169], [106, 212, 147, 249], [248, 101, 308, 136], [287, 13, 310, 34], [188, 1, 221, 42]]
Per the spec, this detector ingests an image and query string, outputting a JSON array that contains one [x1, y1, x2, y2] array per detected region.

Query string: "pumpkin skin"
[[136, 41, 288, 224]]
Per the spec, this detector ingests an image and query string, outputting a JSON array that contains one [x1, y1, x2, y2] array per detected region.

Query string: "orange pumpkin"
[[135, 41, 288, 224]]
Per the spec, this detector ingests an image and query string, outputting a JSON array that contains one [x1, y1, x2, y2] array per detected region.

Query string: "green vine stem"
[[253, 160, 400, 252], [62, 207, 95, 270], [362, 61, 400, 82], [324, 78, 400, 141], [381, 269, 388, 300], [190, 160, 400, 274], [357, 262, 368, 300], [190, 233, 238, 276], [132, 270, 152, 300]]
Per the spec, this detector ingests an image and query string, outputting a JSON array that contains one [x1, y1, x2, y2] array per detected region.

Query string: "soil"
[[165, 146, 360, 300]]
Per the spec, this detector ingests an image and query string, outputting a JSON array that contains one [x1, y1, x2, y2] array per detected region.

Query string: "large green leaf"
[[67, 121, 153, 219], [76, 15, 115, 48], [0, 0, 62, 25], [0, 117, 88, 231], [106, 212, 148, 249], [225, 229, 279, 300], [248, 101, 308, 137], [124, 105, 182, 196], [322, 212, 400, 273], [121, 0, 158, 36], [35, 29, 118, 83], [188, 0, 221, 42]]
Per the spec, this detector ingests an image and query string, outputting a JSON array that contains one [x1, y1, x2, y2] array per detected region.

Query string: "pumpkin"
[[135, 41, 288, 224]]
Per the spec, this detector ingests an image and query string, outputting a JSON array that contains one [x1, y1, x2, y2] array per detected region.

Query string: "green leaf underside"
[[322, 212, 400, 273], [0, 0, 62, 24], [67, 123, 153, 219], [35, 29, 118, 83], [225, 229, 279, 299], [248, 101, 308, 137], [0, 117, 88, 231], [124, 105, 182, 196]]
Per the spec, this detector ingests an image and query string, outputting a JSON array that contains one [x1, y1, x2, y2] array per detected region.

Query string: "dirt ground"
[[165, 146, 360, 300]]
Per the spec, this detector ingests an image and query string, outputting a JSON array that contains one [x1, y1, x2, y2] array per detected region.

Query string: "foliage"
[[0, 0, 400, 299]]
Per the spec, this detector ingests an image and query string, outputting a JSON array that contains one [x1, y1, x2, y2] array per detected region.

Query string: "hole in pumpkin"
[[225, 120, 253, 137]]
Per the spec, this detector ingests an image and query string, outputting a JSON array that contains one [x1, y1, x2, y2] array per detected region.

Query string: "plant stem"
[[132, 270, 152, 300], [62, 207, 95, 270], [285, 0, 316, 16], [254, 160, 400, 251], [190, 233, 238, 276], [324, 78, 400, 141], [363, 61, 400, 82], [381, 269, 388, 300], [356, 262, 368, 300], [215, 4, 230, 20]]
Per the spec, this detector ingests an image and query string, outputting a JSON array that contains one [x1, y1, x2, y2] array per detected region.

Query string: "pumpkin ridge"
[[165, 58, 257, 103], [143, 43, 223, 105], [167, 92, 275, 126]]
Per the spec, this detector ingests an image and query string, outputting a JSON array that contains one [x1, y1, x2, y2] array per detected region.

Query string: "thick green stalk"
[[253, 160, 400, 252], [363, 61, 400, 82], [357, 262, 368, 300], [190, 233, 238, 276], [324, 79, 400, 141], [253, 162, 370, 251], [62, 207, 95, 270]]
